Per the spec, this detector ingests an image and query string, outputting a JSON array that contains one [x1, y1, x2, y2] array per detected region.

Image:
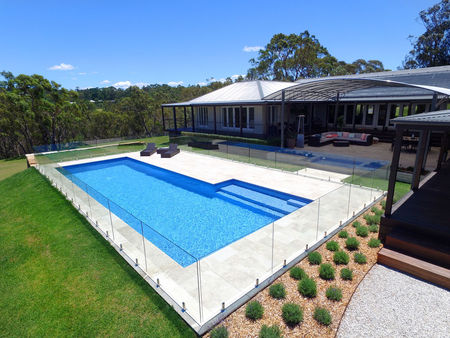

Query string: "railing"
[[33, 140, 386, 330]]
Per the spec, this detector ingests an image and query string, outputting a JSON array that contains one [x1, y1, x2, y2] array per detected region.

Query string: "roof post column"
[[411, 128, 430, 191], [436, 131, 448, 172], [280, 90, 285, 148], [431, 92, 438, 111], [172, 106, 177, 131], [385, 125, 404, 216], [161, 106, 166, 131], [213, 106, 217, 134], [191, 106, 195, 132], [239, 105, 243, 137], [334, 92, 340, 129], [184, 106, 187, 128]]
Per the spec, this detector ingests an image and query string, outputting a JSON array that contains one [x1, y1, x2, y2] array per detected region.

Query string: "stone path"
[[338, 264, 450, 338]]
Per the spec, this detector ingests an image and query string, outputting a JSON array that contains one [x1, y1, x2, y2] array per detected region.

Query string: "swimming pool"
[[62, 157, 311, 266]]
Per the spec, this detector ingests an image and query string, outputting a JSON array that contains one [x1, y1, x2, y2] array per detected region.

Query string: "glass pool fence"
[[33, 142, 386, 328]]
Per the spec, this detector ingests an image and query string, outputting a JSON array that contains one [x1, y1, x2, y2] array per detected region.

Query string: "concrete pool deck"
[[38, 150, 384, 333]]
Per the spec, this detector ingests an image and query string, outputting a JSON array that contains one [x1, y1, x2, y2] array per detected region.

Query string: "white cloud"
[[243, 46, 263, 52], [78, 72, 87, 75], [231, 74, 244, 80], [112, 80, 149, 89], [197, 82, 208, 86], [167, 81, 183, 87], [100, 80, 111, 84], [49, 63, 74, 70]]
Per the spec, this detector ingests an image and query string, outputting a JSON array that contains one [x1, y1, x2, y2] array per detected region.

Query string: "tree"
[[403, 0, 450, 69], [247, 32, 387, 80], [247, 31, 332, 81]]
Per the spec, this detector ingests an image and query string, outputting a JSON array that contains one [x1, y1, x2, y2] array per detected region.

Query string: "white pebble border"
[[337, 264, 450, 338]]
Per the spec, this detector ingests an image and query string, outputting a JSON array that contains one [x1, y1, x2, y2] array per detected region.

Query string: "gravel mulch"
[[206, 202, 385, 337]]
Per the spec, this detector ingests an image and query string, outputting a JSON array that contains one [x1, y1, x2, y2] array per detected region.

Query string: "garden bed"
[[207, 202, 384, 337]]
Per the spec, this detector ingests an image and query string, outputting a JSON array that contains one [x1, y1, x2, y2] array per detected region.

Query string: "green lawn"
[[0, 169, 195, 337], [0, 158, 27, 181], [343, 174, 411, 201]]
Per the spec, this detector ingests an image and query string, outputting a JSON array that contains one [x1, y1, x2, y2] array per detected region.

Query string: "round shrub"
[[319, 263, 335, 280], [345, 237, 360, 250], [326, 286, 343, 301], [338, 230, 348, 238], [356, 225, 369, 237], [368, 238, 381, 248], [352, 220, 361, 228], [354, 252, 367, 264], [371, 206, 383, 216], [245, 300, 264, 320], [333, 251, 350, 265], [340, 268, 353, 281], [314, 307, 332, 326], [326, 240, 339, 252], [298, 277, 317, 298], [290, 266, 307, 280], [259, 324, 281, 338], [308, 251, 322, 265], [269, 283, 286, 299], [211, 326, 228, 338], [368, 225, 379, 233], [364, 214, 381, 226], [281, 303, 303, 326]]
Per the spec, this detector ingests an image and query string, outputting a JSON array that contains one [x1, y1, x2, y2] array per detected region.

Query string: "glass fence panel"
[[317, 185, 351, 236]]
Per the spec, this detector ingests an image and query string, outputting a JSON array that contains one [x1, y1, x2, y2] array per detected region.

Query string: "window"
[[234, 107, 240, 128], [198, 107, 208, 126], [222, 108, 227, 127], [365, 105, 374, 125], [414, 104, 426, 115], [355, 104, 363, 124], [228, 108, 233, 128], [402, 104, 410, 116], [249, 107, 255, 129], [346, 105, 354, 125], [378, 104, 387, 126], [241, 107, 247, 129], [328, 104, 335, 124], [268, 106, 279, 125], [389, 104, 400, 125], [337, 105, 344, 125]]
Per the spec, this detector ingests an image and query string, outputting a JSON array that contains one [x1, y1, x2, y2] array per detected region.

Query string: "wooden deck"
[[379, 159, 450, 289]]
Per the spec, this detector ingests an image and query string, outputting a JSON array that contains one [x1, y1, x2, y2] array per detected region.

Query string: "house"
[[161, 66, 450, 143]]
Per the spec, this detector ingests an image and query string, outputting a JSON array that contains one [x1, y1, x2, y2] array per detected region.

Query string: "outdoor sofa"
[[140, 143, 157, 156], [309, 131, 373, 147], [159, 143, 180, 158]]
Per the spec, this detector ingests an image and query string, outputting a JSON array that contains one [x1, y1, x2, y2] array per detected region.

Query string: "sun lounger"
[[140, 143, 157, 156], [161, 144, 180, 158]]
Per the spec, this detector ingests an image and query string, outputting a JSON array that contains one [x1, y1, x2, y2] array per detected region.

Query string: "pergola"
[[384, 110, 450, 217], [264, 78, 450, 148]]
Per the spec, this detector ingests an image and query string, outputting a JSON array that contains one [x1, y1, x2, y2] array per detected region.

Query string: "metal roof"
[[161, 80, 295, 107], [263, 78, 450, 101], [393, 110, 450, 127]]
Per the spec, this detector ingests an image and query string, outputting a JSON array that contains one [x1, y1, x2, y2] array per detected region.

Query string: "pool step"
[[218, 184, 300, 215], [216, 192, 285, 218]]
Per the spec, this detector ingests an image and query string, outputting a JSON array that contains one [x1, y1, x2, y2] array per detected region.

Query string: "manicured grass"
[[0, 169, 195, 337], [343, 175, 410, 201], [35, 136, 169, 164], [0, 158, 27, 181]]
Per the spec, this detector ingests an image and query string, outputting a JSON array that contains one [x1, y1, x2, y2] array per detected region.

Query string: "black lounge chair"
[[161, 143, 180, 158], [140, 143, 157, 156]]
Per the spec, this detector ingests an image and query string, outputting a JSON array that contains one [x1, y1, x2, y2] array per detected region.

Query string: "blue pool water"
[[222, 141, 388, 170], [62, 158, 311, 266]]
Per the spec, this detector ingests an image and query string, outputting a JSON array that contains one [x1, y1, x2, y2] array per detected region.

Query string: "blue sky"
[[0, 0, 436, 89]]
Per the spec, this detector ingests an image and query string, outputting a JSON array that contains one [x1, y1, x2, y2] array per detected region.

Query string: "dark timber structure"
[[379, 110, 450, 289]]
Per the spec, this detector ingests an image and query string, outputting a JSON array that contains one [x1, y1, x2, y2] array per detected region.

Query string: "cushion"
[[361, 133, 367, 140], [349, 133, 355, 138], [337, 132, 343, 136], [343, 132, 349, 138], [326, 134, 338, 138]]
